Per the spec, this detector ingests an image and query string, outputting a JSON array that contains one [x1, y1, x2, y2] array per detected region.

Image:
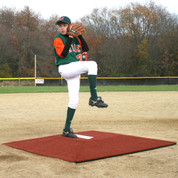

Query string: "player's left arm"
[[78, 35, 89, 52]]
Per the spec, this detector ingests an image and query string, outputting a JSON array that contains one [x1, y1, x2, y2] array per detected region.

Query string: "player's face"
[[59, 23, 68, 35]]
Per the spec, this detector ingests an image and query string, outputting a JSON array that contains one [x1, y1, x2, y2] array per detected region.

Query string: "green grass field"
[[0, 85, 178, 94]]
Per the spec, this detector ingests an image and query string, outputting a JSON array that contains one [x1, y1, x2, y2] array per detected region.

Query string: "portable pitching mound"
[[3, 131, 176, 163]]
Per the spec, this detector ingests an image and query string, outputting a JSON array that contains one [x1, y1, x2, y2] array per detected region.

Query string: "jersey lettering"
[[70, 44, 81, 53]]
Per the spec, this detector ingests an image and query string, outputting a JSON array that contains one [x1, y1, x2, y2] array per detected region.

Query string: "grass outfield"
[[0, 85, 178, 94]]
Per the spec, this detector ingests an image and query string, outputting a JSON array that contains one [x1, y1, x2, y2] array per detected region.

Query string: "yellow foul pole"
[[34, 55, 37, 86]]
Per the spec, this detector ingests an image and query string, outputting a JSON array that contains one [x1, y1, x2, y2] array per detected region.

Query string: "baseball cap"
[[56, 16, 71, 25]]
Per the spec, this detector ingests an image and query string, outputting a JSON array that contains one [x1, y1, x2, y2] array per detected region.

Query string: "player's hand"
[[67, 23, 86, 37], [69, 35, 74, 38]]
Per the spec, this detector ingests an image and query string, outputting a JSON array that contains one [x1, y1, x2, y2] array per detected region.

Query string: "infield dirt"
[[0, 92, 177, 178]]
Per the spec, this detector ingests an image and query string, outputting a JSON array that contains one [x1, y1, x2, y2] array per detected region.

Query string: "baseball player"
[[54, 16, 108, 138]]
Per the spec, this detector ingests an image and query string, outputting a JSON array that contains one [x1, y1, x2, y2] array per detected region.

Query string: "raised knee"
[[91, 61, 97, 69], [88, 61, 97, 75]]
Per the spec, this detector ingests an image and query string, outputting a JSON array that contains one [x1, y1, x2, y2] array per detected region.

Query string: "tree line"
[[0, 2, 177, 77]]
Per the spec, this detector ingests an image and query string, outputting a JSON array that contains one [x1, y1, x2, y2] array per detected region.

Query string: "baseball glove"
[[67, 23, 86, 37]]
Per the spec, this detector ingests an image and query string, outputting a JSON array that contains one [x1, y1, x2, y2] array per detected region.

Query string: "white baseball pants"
[[58, 61, 97, 109]]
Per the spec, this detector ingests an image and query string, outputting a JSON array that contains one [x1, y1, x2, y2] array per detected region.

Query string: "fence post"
[[18, 78, 20, 86], [34, 55, 37, 86]]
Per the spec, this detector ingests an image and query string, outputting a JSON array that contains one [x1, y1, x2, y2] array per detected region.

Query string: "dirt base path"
[[0, 92, 178, 178]]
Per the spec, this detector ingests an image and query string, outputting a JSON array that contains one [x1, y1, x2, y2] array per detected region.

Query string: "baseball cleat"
[[62, 128, 77, 138], [89, 96, 108, 108]]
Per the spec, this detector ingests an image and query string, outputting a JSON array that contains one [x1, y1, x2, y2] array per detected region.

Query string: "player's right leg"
[[62, 75, 80, 138]]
